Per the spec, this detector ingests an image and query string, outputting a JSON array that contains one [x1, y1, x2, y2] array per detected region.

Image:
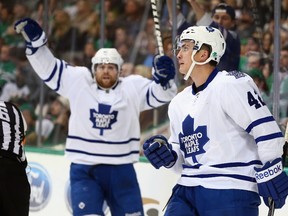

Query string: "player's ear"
[[200, 49, 209, 61]]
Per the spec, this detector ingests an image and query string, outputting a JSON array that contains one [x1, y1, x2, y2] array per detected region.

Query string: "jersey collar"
[[191, 68, 219, 95]]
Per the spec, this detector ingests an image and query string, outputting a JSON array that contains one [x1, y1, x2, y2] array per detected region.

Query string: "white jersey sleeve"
[[122, 75, 177, 112], [221, 71, 284, 163], [27, 46, 93, 97]]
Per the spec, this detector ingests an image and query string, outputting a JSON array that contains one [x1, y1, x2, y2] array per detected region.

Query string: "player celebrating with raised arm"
[[14, 18, 177, 216], [143, 26, 288, 215]]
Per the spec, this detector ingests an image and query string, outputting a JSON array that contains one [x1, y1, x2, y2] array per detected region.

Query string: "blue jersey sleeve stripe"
[[255, 132, 283, 144], [211, 160, 262, 168], [245, 116, 275, 133], [65, 148, 139, 157], [146, 89, 155, 108], [43, 61, 57, 82], [67, 135, 140, 144], [182, 173, 256, 183], [183, 164, 202, 169], [182, 160, 262, 169], [43, 59, 64, 91], [151, 89, 169, 103], [146, 87, 170, 108], [54, 60, 64, 91]]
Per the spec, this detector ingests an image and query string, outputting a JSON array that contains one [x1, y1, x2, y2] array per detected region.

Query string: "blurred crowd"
[[0, 0, 288, 146]]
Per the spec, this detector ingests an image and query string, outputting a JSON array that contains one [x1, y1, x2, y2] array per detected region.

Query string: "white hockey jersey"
[[168, 69, 284, 193], [27, 46, 177, 165]]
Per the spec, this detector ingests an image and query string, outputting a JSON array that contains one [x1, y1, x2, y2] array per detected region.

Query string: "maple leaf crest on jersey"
[[89, 104, 118, 136], [179, 115, 209, 162]]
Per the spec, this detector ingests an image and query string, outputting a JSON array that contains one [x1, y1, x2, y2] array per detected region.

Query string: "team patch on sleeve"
[[226, 70, 246, 79]]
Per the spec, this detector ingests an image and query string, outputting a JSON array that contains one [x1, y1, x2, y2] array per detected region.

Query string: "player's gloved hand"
[[254, 158, 288, 208], [152, 55, 175, 88], [143, 135, 177, 169], [14, 18, 47, 55]]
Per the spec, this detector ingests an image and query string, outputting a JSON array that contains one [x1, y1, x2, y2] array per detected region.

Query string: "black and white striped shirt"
[[0, 101, 27, 162]]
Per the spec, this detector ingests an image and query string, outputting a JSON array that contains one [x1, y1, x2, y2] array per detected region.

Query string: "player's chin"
[[178, 67, 186, 75], [99, 79, 116, 89]]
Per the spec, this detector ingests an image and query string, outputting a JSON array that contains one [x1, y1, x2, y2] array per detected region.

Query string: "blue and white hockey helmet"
[[178, 26, 226, 64], [91, 48, 124, 72]]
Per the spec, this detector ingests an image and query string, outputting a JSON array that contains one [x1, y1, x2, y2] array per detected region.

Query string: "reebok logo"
[[255, 161, 282, 183]]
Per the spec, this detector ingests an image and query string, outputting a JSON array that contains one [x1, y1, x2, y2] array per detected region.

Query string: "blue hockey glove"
[[254, 158, 288, 208], [143, 135, 177, 169], [152, 55, 175, 88], [14, 18, 47, 55]]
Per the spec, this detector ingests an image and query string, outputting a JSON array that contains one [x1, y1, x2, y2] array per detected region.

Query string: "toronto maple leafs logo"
[[89, 103, 118, 135], [179, 115, 209, 162], [206, 26, 215, 32]]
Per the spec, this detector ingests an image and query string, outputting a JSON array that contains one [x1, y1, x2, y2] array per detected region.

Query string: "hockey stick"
[[267, 121, 288, 216], [151, 0, 164, 56], [283, 121, 288, 167], [150, 0, 172, 92], [268, 198, 275, 216]]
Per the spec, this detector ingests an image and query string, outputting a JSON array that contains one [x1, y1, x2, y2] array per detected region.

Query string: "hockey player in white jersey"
[[14, 18, 177, 216], [143, 25, 288, 215]]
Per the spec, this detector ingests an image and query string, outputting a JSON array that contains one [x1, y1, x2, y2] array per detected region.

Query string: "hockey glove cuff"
[[152, 55, 175, 89], [254, 158, 288, 208], [143, 135, 177, 169], [14, 18, 47, 55]]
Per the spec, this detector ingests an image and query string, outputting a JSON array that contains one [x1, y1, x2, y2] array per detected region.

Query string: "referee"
[[0, 101, 30, 216]]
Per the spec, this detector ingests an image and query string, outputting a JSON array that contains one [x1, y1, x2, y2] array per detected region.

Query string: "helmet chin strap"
[[184, 61, 195, 80], [184, 50, 213, 80]]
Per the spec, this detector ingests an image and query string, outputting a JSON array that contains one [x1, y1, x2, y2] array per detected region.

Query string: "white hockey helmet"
[[179, 25, 226, 63], [91, 48, 124, 72], [178, 26, 226, 80]]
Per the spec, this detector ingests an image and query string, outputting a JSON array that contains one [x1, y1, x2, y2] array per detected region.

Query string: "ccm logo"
[[255, 161, 282, 183]]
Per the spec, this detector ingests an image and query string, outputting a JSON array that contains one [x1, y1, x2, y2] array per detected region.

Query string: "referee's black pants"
[[0, 156, 30, 216]]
